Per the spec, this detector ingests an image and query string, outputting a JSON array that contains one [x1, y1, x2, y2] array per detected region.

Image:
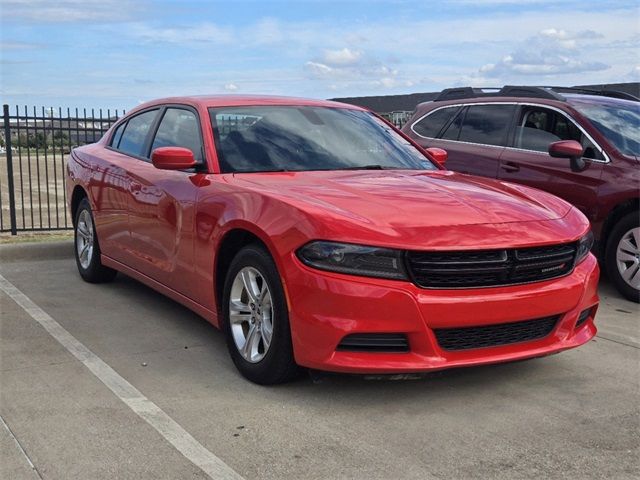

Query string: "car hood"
[[232, 169, 572, 228]]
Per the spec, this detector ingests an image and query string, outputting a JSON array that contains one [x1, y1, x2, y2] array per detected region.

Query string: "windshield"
[[571, 100, 640, 157], [209, 106, 436, 173]]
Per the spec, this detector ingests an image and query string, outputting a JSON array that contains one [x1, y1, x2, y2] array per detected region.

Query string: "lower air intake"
[[434, 315, 559, 351], [337, 333, 409, 353]]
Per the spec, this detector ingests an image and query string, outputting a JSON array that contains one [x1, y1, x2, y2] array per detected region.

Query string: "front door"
[[498, 105, 605, 220], [125, 106, 206, 297]]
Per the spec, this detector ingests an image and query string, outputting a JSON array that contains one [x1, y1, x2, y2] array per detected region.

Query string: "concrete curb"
[[0, 241, 74, 263]]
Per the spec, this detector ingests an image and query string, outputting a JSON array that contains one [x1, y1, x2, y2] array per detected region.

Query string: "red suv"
[[402, 86, 639, 302]]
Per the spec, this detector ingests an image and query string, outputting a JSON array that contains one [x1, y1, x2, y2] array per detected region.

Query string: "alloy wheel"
[[76, 209, 94, 269], [616, 226, 640, 290], [229, 266, 274, 363]]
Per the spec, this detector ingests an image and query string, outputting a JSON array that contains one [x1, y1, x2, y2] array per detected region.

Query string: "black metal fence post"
[[3, 104, 18, 235]]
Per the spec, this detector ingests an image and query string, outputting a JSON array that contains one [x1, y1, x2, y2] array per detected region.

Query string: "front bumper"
[[283, 253, 599, 374]]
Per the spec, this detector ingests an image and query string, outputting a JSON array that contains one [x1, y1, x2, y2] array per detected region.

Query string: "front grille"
[[434, 315, 559, 351], [337, 333, 409, 353], [407, 243, 577, 289]]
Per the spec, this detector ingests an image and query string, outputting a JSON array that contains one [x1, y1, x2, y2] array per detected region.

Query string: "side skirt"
[[101, 255, 220, 328]]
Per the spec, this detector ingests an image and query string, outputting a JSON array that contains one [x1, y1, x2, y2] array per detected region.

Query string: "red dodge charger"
[[66, 95, 599, 384]]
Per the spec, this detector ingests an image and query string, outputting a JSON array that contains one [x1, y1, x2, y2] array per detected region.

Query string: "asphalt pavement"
[[1, 241, 638, 480]]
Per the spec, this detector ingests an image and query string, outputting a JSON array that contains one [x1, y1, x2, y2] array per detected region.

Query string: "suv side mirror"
[[425, 147, 448, 168], [151, 147, 197, 170], [548, 140, 586, 172]]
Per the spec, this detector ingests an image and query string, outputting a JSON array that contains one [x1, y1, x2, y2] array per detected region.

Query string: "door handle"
[[501, 162, 520, 173]]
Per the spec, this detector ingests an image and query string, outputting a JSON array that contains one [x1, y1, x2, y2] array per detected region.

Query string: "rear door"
[[498, 104, 605, 219], [125, 106, 206, 296], [411, 104, 516, 178], [93, 109, 159, 263]]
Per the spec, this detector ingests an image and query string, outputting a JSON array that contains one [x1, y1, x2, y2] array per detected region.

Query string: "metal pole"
[[3, 104, 18, 235]]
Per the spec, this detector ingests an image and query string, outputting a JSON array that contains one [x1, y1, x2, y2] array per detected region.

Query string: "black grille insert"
[[575, 308, 592, 328], [337, 333, 409, 353], [407, 243, 577, 288], [434, 315, 559, 351]]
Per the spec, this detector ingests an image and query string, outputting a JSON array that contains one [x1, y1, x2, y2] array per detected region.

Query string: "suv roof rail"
[[433, 86, 564, 102], [543, 86, 640, 102], [433, 85, 639, 103]]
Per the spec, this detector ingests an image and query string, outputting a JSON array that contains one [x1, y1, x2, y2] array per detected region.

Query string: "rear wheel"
[[74, 198, 117, 283], [605, 212, 640, 303], [222, 244, 299, 384]]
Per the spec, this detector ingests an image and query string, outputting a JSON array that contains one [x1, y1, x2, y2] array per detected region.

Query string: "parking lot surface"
[[1, 241, 638, 480]]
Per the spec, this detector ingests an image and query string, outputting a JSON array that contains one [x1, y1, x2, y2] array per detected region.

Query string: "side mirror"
[[425, 147, 448, 168], [151, 147, 197, 170], [548, 140, 586, 172]]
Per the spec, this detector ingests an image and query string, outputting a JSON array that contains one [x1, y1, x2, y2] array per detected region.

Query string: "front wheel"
[[74, 198, 117, 283], [605, 212, 640, 303], [222, 245, 300, 384]]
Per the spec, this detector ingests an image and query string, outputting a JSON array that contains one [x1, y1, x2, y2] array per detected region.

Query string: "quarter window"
[[117, 109, 158, 157], [110, 121, 126, 148], [457, 105, 515, 146], [151, 108, 203, 163], [412, 106, 460, 138]]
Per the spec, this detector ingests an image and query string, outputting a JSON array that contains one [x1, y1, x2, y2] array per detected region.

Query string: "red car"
[[401, 86, 639, 302], [66, 95, 599, 384]]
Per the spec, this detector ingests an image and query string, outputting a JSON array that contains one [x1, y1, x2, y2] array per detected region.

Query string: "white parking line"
[[0, 273, 244, 480]]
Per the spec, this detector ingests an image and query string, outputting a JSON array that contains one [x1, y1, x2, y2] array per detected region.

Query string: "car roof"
[[132, 95, 366, 112], [417, 86, 639, 111]]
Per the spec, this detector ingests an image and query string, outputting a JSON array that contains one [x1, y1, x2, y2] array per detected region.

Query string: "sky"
[[1, 0, 639, 111]]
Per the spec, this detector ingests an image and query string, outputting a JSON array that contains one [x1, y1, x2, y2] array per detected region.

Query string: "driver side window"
[[514, 107, 604, 160], [151, 108, 203, 163]]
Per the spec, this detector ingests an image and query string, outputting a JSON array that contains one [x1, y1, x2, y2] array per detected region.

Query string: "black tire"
[[222, 244, 300, 384], [605, 212, 640, 303], [74, 198, 117, 283]]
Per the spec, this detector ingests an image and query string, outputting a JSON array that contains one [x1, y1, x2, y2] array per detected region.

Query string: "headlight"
[[297, 241, 408, 280], [575, 231, 594, 265]]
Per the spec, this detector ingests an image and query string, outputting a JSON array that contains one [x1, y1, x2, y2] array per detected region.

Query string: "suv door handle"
[[501, 162, 520, 173]]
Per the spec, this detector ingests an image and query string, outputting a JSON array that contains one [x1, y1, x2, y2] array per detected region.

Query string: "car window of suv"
[[440, 108, 465, 141], [117, 109, 159, 158], [514, 106, 604, 160], [151, 108, 203, 163], [412, 106, 461, 138], [456, 104, 515, 146]]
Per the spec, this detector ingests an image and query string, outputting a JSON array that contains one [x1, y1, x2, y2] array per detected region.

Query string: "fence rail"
[[1, 104, 124, 234]]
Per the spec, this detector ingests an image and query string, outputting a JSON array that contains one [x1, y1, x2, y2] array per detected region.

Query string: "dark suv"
[[402, 86, 639, 302]]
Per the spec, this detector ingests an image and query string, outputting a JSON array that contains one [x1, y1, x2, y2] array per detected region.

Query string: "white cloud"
[[479, 29, 609, 77], [305, 48, 413, 90], [129, 22, 233, 45], [628, 66, 640, 81], [322, 48, 362, 67], [0, 41, 40, 50], [224, 83, 238, 91], [305, 61, 335, 77], [1, 0, 143, 23]]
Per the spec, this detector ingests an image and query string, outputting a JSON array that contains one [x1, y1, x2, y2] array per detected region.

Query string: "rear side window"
[[117, 109, 158, 157], [440, 109, 464, 140], [457, 105, 515, 146], [412, 106, 460, 138], [151, 108, 203, 163]]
